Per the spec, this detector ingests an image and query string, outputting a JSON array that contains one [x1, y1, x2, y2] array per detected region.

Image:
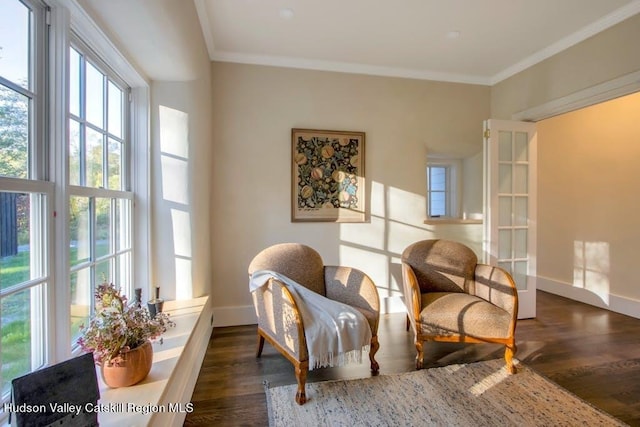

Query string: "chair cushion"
[[419, 292, 511, 339]]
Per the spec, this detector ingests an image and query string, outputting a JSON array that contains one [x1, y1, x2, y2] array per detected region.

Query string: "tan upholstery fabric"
[[401, 239, 518, 371], [420, 293, 511, 339], [402, 239, 477, 293], [249, 243, 382, 403], [248, 243, 326, 295]]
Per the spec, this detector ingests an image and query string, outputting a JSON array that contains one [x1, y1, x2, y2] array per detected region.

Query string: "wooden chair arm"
[[401, 262, 422, 333], [251, 277, 308, 362]]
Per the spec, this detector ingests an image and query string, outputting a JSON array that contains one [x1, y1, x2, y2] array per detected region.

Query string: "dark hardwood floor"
[[185, 291, 640, 426]]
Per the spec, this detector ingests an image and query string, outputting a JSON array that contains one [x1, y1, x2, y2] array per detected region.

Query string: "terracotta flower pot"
[[101, 340, 153, 388]]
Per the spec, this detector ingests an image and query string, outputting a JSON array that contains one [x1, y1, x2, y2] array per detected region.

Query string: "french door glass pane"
[[514, 132, 529, 161], [70, 269, 91, 340], [0, 86, 29, 179], [514, 164, 528, 193], [514, 261, 528, 290], [514, 229, 527, 259], [69, 196, 90, 267], [85, 62, 104, 128], [498, 164, 511, 193], [498, 229, 511, 259], [86, 128, 104, 188], [514, 197, 528, 226], [0, 1, 30, 87], [498, 196, 512, 226], [498, 131, 512, 161]]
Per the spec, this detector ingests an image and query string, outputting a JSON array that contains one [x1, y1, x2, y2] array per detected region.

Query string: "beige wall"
[[210, 62, 490, 324], [491, 13, 640, 120], [491, 13, 640, 315], [537, 91, 640, 306]]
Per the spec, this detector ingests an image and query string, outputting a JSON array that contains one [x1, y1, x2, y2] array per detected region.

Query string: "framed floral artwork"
[[291, 128, 366, 222]]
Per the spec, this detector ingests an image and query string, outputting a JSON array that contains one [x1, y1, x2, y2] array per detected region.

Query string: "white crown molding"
[[490, 0, 640, 85], [513, 69, 640, 121], [211, 50, 491, 86], [194, 0, 216, 60], [201, 1, 640, 86]]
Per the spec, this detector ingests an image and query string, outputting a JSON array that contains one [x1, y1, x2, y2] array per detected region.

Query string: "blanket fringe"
[[310, 345, 371, 371]]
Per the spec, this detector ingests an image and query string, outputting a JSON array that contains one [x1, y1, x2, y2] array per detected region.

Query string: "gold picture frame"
[[291, 128, 366, 222]]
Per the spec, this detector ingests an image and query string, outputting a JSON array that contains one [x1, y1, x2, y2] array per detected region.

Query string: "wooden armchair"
[[248, 243, 380, 404], [401, 239, 518, 373]]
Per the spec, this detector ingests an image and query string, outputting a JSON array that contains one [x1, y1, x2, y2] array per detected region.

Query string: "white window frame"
[[0, 1, 149, 418], [426, 158, 461, 219]]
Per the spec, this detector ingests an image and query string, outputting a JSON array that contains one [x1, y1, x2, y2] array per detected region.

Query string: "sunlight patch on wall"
[[573, 240, 610, 304], [339, 216, 386, 251], [339, 245, 390, 296], [159, 105, 192, 300]]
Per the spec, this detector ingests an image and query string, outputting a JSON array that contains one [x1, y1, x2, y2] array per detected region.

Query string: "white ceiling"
[[82, 0, 640, 85]]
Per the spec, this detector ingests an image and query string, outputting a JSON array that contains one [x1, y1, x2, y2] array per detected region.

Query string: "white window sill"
[[97, 295, 211, 427], [424, 218, 483, 225]]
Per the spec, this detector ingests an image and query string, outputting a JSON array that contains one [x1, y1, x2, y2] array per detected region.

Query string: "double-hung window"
[[1, 0, 147, 417], [426, 159, 460, 219], [0, 0, 50, 398], [67, 40, 133, 343]]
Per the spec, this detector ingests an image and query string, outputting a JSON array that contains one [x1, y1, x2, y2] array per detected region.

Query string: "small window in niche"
[[426, 161, 459, 219]]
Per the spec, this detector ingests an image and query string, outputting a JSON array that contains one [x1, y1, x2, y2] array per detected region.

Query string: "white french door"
[[483, 119, 537, 319]]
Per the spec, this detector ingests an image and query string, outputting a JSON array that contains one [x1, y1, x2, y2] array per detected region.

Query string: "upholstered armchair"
[[248, 243, 380, 404], [401, 239, 518, 373]]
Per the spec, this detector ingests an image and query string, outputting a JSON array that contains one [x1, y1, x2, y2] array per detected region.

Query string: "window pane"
[[0, 0, 30, 87], [108, 81, 123, 138], [498, 196, 512, 226], [70, 269, 91, 342], [69, 119, 81, 185], [85, 62, 104, 128], [115, 198, 131, 251], [499, 229, 512, 260], [86, 128, 104, 188], [0, 193, 31, 287], [116, 252, 131, 296], [515, 132, 529, 162], [498, 164, 511, 194], [429, 191, 446, 216], [514, 164, 528, 194], [498, 131, 512, 161], [429, 167, 446, 191], [1, 285, 46, 396], [70, 196, 90, 266], [108, 138, 122, 190], [95, 260, 110, 285], [69, 48, 81, 117], [96, 198, 111, 258], [0, 86, 29, 179]]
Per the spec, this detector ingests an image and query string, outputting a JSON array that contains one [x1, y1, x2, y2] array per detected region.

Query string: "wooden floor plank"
[[185, 291, 640, 426]]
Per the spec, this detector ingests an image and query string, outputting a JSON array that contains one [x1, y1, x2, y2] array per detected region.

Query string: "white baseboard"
[[213, 296, 407, 327], [538, 276, 640, 319]]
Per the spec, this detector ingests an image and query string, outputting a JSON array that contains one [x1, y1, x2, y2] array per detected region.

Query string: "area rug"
[[264, 359, 626, 426]]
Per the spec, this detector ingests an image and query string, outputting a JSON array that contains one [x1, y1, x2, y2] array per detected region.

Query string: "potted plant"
[[77, 282, 175, 388]]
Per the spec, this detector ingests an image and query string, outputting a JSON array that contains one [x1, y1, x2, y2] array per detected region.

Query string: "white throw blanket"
[[250, 270, 372, 370]]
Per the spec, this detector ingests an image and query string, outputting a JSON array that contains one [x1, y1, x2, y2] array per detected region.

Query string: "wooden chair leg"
[[415, 340, 424, 370], [369, 335, 380, 374], [294, 362, 308, 405], [505, 342, 517, 374], [256, 334, 265, 358]]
